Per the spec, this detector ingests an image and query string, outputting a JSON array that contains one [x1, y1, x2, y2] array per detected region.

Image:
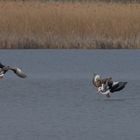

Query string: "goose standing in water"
[[0, 62, 27, 79]]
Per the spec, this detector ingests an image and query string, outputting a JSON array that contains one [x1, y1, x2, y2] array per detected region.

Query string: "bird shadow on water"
[[90, 98, 126, 102], [103, 97, 138, 102], [104, 98, 126, 102]]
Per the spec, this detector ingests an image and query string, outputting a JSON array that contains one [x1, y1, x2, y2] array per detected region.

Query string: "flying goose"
[[0, 63, 27, 78], [93, 74, 127, 98]]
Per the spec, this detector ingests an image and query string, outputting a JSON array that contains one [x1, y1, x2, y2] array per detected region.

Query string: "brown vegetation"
[[0, 1, 140, 49]]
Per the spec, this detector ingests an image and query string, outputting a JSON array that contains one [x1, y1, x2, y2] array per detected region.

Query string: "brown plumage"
[[93, 75, 113, 92]]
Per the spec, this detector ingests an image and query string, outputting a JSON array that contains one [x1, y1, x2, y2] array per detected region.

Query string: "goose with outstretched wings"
[[0, 62, 27, 79], [93, 74, 127, 98]]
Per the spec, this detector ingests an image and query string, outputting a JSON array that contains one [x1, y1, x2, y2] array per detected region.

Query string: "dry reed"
[[0, 1, 139, 49]]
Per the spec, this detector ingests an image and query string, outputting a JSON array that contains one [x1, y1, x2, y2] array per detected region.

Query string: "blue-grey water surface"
[[0, 50, 140, 140]]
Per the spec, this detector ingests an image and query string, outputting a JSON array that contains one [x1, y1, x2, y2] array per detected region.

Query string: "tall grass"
[[0, 1, 140, 49]]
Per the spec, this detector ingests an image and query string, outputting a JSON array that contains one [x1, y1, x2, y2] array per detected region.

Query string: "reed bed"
[[0, 1, 140, 49]]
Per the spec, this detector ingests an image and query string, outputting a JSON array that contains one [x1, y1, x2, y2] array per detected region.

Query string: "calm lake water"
[[0, 50, 140, 140]]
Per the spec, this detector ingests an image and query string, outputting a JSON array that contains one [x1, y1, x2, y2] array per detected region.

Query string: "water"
[[0, 50, 140, 140]]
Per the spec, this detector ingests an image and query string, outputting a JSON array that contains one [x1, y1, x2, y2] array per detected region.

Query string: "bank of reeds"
[[0, 1, 140, 49]]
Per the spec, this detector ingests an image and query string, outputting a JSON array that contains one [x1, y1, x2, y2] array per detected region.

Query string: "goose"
[[0, 62, 27, 79], [93, 74, 127, 97]]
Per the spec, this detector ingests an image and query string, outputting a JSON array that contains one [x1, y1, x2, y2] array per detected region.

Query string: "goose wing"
[[11, 67, 27, 78], [0, 63, 5, 68]]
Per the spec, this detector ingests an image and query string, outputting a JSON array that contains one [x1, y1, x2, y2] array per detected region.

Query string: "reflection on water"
[[0, 50, 140, 140], [104, 98, 126, 102]]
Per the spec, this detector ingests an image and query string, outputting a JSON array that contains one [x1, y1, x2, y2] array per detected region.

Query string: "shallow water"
[[0, 50, 140, 140]]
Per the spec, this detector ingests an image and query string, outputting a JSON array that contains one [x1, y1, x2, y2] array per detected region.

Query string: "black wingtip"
[[124, 82, 128, 85], [0, 62, 5, 68]]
